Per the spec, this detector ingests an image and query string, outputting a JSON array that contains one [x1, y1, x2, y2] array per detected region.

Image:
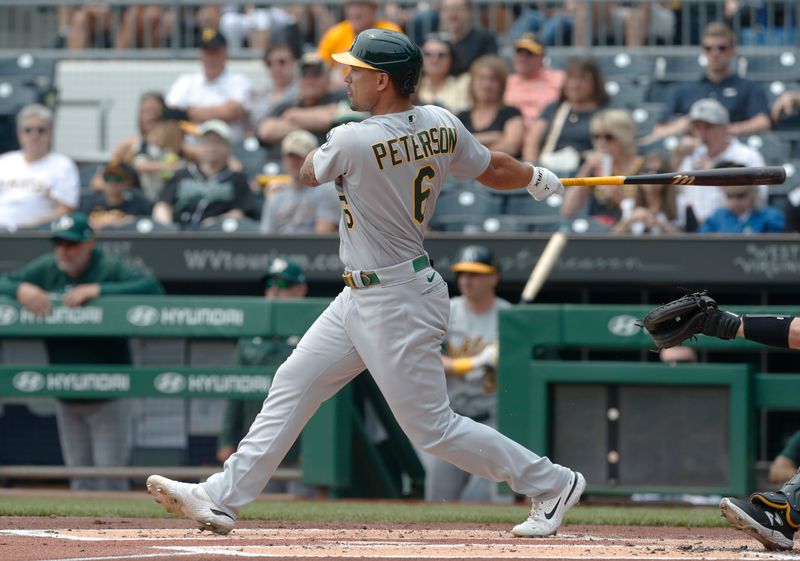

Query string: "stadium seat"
[[736, 50, 800, 81], [78, 162, 102, 188], [0, 54, 56, 93], [430, 184, 502, 232], [593, 52, 654, 81], [106, 218, 179, 233], [631, 104, 663, 138], [644, 81, 678, 106], [194, 217, 261, 233], [232, 136, 270, 180], [0, 79, 39, 116], [653, 52, 705, 82], [743, 133, 791, 166], [499, 189, 565, 232], [606, 80, 647, 109]]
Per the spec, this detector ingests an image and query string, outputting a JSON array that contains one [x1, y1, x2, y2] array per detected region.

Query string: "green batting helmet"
[[451, 245, 497, 274], [331, 28, 422, 95]]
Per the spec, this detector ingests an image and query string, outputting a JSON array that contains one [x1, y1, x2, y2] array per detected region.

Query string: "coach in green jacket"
[[0, 212, 164, 491]]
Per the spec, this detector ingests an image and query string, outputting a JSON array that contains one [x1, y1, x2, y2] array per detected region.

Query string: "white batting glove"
[[471, 343, 498, 370], [526, 164, 565, 201]]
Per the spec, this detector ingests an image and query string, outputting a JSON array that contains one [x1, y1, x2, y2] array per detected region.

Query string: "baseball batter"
[[147, 29, 584, 538]]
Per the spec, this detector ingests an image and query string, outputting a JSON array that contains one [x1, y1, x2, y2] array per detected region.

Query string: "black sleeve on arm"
[[742, 315, 793, 348]]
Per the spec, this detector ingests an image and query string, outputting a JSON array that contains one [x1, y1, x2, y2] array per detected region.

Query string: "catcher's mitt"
[[642, 291, 741, 349]]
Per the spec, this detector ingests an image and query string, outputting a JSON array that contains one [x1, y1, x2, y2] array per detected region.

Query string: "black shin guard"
[[752, 470, 800, 528], [742, 315, 793, 349]]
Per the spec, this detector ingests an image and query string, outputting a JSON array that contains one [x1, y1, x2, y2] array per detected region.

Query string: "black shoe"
[[720, 497, 795, 550]]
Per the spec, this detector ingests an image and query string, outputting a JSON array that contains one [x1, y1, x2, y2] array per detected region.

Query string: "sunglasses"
[[592, 132, 616, 141], [423, 51, 449, 59], [103, 173, 128, 183], [267, 279, 294, 289], [726, 190, 751, 200], [22, 126, 48, 135], [702, 43, 730, 53]]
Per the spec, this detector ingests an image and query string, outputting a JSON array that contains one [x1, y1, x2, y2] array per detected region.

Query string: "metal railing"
[[0, 0, 796, 58]]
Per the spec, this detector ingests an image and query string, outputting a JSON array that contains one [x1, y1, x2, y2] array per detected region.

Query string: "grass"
[[0, 497, 728, 528]]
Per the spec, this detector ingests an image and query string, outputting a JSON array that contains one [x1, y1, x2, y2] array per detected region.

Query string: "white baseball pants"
[[202, 256, 571, 515]]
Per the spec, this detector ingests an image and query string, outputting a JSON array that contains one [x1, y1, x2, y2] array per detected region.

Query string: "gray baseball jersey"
[[445, 296, 511, 420], [313, 105, 491, 270]]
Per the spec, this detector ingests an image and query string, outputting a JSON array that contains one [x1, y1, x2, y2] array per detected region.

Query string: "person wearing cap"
[[260, 130, 340, 234], [317, 1, 402, 73], [423, 244, 512, 503], [0, 104, 80, 231], [675, 98, 766, 226], [153, 119, 260, 229], [503, 34, 564, 130], [645, 21, 770, 144], [165, 27, 251, 143], [256, 53, 347, 160], [217, 258, 312, 495], [79, 161, 152, 230], [0, 212, 164, 491]]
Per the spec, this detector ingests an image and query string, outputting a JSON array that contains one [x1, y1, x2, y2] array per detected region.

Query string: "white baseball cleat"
[[146, 474, 235, 535], [512, 470, 585, 537]]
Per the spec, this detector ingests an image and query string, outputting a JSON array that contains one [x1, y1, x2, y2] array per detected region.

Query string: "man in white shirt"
[[675, 98, 765, 226], [0, 104, 80, 231], [166, 28, 251, 143]]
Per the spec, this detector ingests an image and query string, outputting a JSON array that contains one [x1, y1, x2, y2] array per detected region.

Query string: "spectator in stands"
[[416, 34, 471, 115], [0, 212, 164, 491], [260, 130, 340, 234], [457, 55, 524, 158], [611, 153, 682, 234], [504, 34, 564, 131], [561, 109, 644, 227], [219, 4, 297, 53], [674, 99, 766, 227], [425, 245, 509, 503], [165, 28, 251, 143], [217, 259, 311, 495], [132, 110, 187, 202], [699, 182, 784, 234], [109, 92, 166, 166], [771, 90, 800, 124], [115, 5, 162, 49], [659, 346, 698, 366], [153, 120, 260, 229], [0, 104, 79, 231], [318, 0, 402, 84], [250, 41, 301, 128], [256, 53, 347, 161], [58, 4, 113, 49], [438, 0, 497, 74], [523, 57, 609, 177], [770, 430, 800, 484], [645, 21, 771, 144], [160, 5, 221, 49], [79, 161, 152, 230]]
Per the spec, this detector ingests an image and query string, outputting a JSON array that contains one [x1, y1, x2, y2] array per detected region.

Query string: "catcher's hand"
[[642, 291, 741, 349]]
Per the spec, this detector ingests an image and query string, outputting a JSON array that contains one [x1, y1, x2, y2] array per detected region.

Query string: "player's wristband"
[[452, 358, 474, 376], [742, 314, 793, 348]]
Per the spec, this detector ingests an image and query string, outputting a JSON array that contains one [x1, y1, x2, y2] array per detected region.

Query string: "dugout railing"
[[0, 295, 424, 498], [498, 305, 800, 498]]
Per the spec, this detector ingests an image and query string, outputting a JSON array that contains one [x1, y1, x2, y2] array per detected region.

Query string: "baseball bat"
[[560, 166, 786, 187], [521, 231, 567, 303]]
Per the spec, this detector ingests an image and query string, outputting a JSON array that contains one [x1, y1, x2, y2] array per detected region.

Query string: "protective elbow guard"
[[742, 314, 793, 349]]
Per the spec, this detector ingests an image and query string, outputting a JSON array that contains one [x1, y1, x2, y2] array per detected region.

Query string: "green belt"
[[343, 255, 430, 288]]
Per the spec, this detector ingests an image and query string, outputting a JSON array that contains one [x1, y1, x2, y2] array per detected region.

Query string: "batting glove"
[[526, 164, 564, 201], [471, 343, 499, 370]]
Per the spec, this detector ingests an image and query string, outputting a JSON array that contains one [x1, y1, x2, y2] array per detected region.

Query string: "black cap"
[[451, 245, 497, 274], [199, 28, 227, 50]]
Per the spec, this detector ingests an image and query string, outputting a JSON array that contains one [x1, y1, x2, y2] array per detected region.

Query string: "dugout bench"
[[498, 305, 800, 497]]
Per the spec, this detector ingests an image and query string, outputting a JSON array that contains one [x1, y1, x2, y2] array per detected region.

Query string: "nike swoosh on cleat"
[[427, 272, 436, 282], [545, 473, 579, 520], [210, 508, 234, 520]]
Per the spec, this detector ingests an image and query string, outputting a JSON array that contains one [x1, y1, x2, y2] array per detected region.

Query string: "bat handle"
[[561, 176, 626, 187]]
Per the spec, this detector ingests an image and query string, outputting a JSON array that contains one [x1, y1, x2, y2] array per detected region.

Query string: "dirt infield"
[[1, 517, 799, 561]]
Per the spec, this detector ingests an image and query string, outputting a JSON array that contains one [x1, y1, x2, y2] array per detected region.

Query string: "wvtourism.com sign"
[[3, 367, 271, 398]]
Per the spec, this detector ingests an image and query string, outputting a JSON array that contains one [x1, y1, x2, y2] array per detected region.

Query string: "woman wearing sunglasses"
[[561, 108, 643, 227]]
